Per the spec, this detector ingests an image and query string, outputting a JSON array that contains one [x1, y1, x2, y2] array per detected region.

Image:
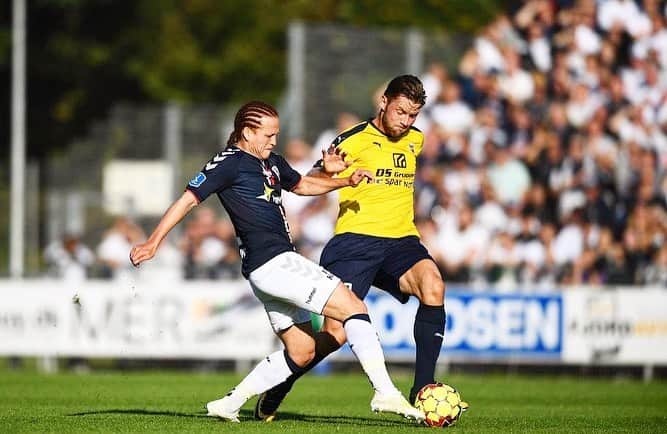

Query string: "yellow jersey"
[[328, 120, 423, 238]]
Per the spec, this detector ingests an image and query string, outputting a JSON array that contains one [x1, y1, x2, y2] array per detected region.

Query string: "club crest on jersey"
[[408, 143, 416, 154], [261, 163, 278, 185], [188, 172, 206, 187]]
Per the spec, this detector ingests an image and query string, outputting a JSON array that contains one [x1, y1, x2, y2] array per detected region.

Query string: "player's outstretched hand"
[[129, 242, 157, 267], [348, 169, 374, 187], [322, 145, 351, 174]]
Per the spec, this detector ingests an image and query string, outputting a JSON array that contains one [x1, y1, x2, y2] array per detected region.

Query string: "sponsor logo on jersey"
[[188, 172, 206, 187], [393, 153, 407, 168]]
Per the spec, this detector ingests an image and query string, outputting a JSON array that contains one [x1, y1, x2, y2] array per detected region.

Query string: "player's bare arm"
[[129, 190, 199, 266], [292, 169, 373, 196]]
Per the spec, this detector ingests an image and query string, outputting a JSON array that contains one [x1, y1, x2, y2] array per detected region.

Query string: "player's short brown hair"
[[384, 75, 426, 106], [227, 101, 279, 145]]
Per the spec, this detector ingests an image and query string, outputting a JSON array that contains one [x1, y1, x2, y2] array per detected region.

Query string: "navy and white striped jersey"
[[185, 145, 302, 277]]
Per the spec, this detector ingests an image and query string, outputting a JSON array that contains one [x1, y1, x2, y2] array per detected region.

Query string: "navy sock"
[[411, 303, 446, 401], [343, 313, 371, 325], [283, 350, 307, 375]]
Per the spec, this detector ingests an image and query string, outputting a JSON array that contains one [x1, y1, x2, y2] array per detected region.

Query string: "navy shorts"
[[320, 233, 434, 304]]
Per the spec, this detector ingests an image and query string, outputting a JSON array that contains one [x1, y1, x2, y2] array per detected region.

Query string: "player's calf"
[[254, 329, 344, 421]]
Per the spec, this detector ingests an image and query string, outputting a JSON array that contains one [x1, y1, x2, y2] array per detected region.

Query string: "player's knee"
[[287, 346, 315, 368], [346, 293, 368, 315], [320, 323, 347, 349], [418, 273, 445, 305]]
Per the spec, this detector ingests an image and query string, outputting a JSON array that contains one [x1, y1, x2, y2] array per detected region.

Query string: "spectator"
[[497, 48, 535, 104], [434, 204, 490, 282], [431, 81, 475, 154], [180, 208, 237, 279], [486, 142, 531, 206], [642, 244, 667, 286], [282, 138, 318, 218], [312, 112, 361, 157], [43, 234, 95, 281], [297, 195, 336, 261], [486, 229, 524, 292], [97, 217, 145, 281]]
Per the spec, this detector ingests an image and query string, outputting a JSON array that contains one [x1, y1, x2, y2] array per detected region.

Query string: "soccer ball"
[[414, 383, 468, 427]]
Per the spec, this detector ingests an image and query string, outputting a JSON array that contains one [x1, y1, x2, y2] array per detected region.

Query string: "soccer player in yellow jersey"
[[256, 75, 447, 420]]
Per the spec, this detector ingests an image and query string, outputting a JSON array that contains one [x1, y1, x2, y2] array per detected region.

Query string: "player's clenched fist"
[[129, 242, 157, 267], [347, 169, 373, 187]]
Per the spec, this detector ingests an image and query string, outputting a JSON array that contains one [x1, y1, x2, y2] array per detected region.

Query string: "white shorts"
[[248, 251, 341, 332]]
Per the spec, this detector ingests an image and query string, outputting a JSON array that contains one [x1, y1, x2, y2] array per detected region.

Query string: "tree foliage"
[[0, 0, 504, 158]]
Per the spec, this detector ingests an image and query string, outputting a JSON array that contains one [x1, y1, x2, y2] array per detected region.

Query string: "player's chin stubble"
[[381, 116, 405, 138]]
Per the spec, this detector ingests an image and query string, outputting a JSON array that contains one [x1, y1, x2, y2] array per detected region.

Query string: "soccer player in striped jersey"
[[129, 101, 423, 423], [256, 75, 448, 420]]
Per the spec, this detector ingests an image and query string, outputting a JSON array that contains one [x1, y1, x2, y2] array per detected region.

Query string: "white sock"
[[344, 315, 400, 396], [223, 350, 294, 411]]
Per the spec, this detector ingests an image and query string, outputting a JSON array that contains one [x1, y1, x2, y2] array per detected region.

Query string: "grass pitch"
[[1, 366, 666, 433]]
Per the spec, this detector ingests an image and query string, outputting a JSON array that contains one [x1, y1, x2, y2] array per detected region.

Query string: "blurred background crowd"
[[41, 0, 667, 289]]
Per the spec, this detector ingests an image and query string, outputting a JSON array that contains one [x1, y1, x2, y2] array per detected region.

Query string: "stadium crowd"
[[45, 0, 667, 289]]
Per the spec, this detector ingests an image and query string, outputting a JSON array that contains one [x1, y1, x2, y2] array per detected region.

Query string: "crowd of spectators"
[[409, 0, 667, 288], [44, 0, 667, 289]]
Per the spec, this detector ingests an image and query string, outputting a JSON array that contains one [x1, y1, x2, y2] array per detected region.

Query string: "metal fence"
[[286, 23, 471, 142], [3, 23, 471, 276], [42, 104, 233, 260]]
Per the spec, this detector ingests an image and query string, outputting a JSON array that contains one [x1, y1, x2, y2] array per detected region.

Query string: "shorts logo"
[[188, 172, 206, 187], [321, 267, 335, 280], [305, 288, 317, 305], [393, 153, 407, 168]]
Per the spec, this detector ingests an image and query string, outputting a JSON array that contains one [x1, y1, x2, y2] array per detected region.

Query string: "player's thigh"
[[320, 233, 384, 300], [321, 282, 367, 322], [399, 258, 446, 305], [254, 293, 313, 334], [249, 251, 340, 315], [378, 236, 441, 303]]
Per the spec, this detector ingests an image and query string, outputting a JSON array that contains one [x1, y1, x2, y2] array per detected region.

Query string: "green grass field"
[[1, 366, 666, 433]]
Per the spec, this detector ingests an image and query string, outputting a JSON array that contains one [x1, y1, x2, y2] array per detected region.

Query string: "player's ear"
[[241, 126, 253, 142], [379, 95, 388, 113]]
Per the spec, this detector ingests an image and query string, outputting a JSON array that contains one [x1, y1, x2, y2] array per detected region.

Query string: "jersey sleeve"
[[274, 155, 302, 191], [185, 153, 239, 203], [414, 129, 425, 157]]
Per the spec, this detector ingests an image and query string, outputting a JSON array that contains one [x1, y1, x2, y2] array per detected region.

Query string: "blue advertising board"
[[352, 289, 563, 359]]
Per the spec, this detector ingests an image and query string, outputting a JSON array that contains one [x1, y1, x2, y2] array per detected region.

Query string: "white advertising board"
[[102, 160, 173, 216], [0, 280, 277, 359], [563, 289, 667, 364]]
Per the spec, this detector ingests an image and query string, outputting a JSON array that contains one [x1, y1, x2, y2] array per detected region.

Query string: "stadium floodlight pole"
[[163, 101, 181, 237], [10, 0, 26, 278], [406, 28, 424, 76], [287, 22, 305, 140]]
